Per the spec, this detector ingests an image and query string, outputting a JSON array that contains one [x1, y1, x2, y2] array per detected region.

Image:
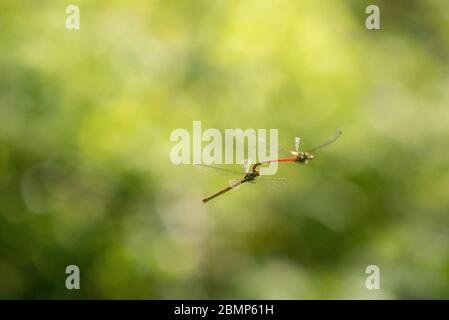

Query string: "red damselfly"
[[257, 128, 342, 165]]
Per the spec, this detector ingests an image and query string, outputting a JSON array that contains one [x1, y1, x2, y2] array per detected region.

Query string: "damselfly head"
[[306, 152, 314, 160]]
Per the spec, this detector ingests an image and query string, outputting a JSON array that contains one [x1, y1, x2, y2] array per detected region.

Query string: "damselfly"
[[256, 129, 342, 165], [195, 160, 287, 203]]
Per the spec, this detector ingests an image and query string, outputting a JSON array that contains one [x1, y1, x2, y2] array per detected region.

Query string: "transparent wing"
[[294, 137, 301, 153], [307, 128, 342, 153], [247, 133, 294, 158], [242, 159, 252, 174], [257, 176, 288, 182], [229, 179, 242, 189], [194, 164, 243, 176], [256, 176, 289, 189]]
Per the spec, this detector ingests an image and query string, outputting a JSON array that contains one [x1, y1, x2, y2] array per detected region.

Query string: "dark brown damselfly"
[[195, 160, 287, 203]]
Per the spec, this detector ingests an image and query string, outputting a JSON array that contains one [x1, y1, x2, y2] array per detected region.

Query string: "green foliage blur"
[[0, 0, 449, 299]]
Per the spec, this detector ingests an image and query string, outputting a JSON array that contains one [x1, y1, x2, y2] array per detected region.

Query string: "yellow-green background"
[[0, 0, 448, 299]]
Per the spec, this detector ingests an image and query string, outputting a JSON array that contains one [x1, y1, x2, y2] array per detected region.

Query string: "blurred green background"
[[1, 0, 449, 299]]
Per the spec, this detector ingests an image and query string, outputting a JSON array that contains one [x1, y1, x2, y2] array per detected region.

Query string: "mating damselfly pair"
[[196, 129, 342, 203]]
